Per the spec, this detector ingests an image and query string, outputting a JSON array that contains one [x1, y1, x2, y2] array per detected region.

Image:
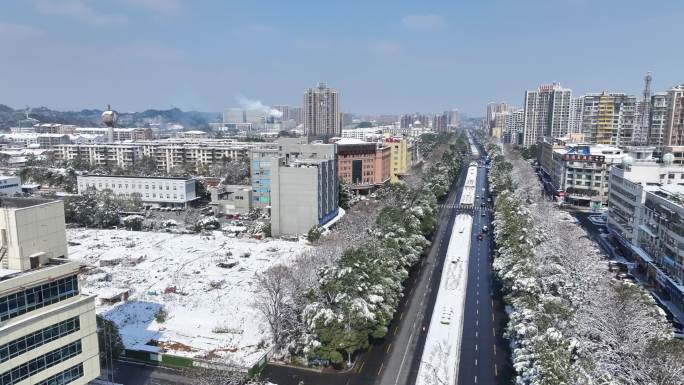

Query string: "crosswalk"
[[439, 203, 494, 213]]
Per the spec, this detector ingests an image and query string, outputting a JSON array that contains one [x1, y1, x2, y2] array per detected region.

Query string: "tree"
[[338, 179, 352, 210], [306, 226, 322, 242], [97, 315, 124, 365], [254, 265, 298, 353]]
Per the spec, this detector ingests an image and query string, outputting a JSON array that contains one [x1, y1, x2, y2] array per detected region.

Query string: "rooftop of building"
[[0, 256, 77, 284], [553, 143, 624, 158], [78, 174, 193, 181], [0, 197, 57, 209], [644, 183, 684, 206]]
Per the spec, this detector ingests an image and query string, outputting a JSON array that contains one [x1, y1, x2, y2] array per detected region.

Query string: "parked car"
[[477, 234, 483, 241]]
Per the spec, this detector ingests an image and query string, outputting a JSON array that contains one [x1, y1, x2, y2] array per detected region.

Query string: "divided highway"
[[456, 158, 512, 385]]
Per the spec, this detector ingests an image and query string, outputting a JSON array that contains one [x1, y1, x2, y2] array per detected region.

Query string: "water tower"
[[101, 104, 118, 143]]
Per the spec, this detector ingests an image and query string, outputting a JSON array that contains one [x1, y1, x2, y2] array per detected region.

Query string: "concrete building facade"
[[384, 137, 412, 183], [303, 82, 341, 139], [209, 185, 252, 216], [0, 177, 21, 197], [607, 161, 684, 245], [249, 138, 337, 209], [663, 85, 684, 147], [56, 141, 251, 173], [337, 139, 391, 191], [522, 84, 572, 145], [0, 199, 99, 385], [270, 158, 338, 236], [582, 92, 637, 146], [537, 139, 624, 206], [77, 175, 196, 208]]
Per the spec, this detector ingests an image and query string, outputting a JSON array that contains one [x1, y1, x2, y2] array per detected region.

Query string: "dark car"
[[477, 234, 483, 241]]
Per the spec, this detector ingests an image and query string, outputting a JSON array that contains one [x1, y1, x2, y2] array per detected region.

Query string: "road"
[[373, 167, 468, 385], [456, 161, 513, 385]]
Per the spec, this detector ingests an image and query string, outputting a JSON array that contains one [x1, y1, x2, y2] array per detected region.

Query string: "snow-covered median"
[[68, 228, 310, 368]]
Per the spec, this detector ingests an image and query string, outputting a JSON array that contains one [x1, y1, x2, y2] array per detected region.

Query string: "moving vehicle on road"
[[477, 234, 483, 241], [482, 226, 488, 233]]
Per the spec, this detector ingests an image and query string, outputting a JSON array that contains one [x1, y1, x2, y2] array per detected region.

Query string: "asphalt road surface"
[[456, 161, 513, 385]]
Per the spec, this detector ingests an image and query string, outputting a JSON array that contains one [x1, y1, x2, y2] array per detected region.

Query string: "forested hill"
[[0, 104, 220, 130]]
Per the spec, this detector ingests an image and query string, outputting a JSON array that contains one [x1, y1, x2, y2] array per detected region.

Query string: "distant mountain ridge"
[[0, 104, 220, 131]]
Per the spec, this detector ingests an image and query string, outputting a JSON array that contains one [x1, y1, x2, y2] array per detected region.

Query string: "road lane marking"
[[393, 326, 398, 336], [475, 331, 478, 338], [492, 299, 494, 307], [399, 311, 404, 320], [386, 343, 392, 353], [358, 361, 365, 373], [494, 344, 497, 355], [493, 327, 496, 337], [345, 379, 350, 385], [475, 376, 478, 383], [475, 359, 478, 366], [475, 344, 478, 351], [476, 309, 479, 315], [476, 299, 479, 305], [495, 364, 499, 376], [476, 320, 479, 326], [377, 362, 384, 376]]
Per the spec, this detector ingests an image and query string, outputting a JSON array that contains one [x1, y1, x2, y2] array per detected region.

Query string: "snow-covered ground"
[[67, 228, 309, 368]]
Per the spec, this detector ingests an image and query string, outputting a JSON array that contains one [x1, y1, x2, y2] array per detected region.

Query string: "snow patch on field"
[[67, 228, 310, 368]]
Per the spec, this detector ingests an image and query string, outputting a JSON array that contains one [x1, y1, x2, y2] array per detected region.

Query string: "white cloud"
[[401, 13, 446, 31], [126, 0, 181, 13], [0, 22, 43, 38], [33, 0, 128, 25]]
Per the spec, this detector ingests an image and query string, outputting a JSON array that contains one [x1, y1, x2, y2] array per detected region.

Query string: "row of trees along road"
[[485, 139, 684, 385], [254, 132, 469, 367]]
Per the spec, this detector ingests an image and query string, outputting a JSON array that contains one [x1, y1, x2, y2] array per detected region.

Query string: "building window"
[[0, 341, 82, 385], [0, 275, 79, 322], [36, 364, 84, 385], [0, 317, 80, 364]]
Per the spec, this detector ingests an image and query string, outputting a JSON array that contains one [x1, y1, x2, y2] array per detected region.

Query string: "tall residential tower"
[[303, 82, 341, 139]]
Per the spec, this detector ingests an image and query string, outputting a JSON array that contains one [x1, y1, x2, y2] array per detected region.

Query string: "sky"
[[1, 0, 683, 117]]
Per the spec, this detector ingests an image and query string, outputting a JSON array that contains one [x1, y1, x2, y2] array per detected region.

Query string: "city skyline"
[[1, 0, 683, 115]]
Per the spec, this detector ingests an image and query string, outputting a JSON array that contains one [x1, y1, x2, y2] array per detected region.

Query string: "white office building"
[[77, 175, 197, 208], [0, 177, 21, 197], [0, 198, 100, 385]]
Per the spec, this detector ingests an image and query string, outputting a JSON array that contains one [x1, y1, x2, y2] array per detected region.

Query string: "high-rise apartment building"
[[432, 113, 448, 132], [289, 107, 303, 126], [582, 92, 637, 146], [0, 198, 100, 385], [504, 109, 524, 144], [447, 109, 460, 129], [648, 92, 669, 151], [272, 105, 290, 122], [663, 84, 684, 146], [522, 83, 572, 145], [569, 96, 584, 134], [303, 82, 341, 139]]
